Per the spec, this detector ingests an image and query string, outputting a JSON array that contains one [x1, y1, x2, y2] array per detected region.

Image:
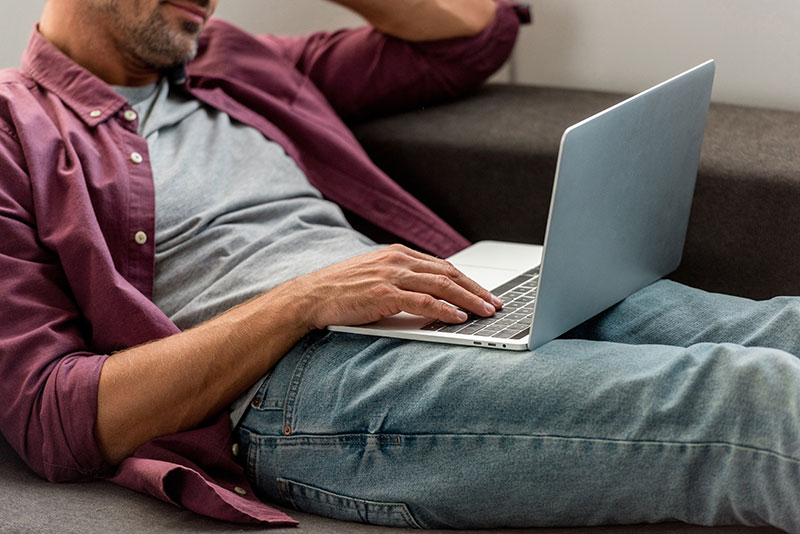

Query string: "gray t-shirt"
[[116, 80, 380, 425]]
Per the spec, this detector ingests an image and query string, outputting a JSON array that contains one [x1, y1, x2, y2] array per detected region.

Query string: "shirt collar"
[[20, 24, 133, 127]]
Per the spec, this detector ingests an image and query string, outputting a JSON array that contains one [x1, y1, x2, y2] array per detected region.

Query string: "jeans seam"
[[282, 332, 335, 434], [245, 430, 260, 491], [276, 476, 423, 529], [260, 432, 800, 465]]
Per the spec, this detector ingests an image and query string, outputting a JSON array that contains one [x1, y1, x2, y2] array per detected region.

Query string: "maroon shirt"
[[0, 3, 530, 524]]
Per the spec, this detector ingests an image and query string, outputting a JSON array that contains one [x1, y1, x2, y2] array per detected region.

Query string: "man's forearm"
[[95, 282, 313, 465], [331, 0, 498, 41]]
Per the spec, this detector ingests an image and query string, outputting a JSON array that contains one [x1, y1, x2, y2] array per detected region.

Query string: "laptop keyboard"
[[421, 267, 540, 340]]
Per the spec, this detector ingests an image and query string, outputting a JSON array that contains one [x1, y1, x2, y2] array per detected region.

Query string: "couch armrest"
[[350, 83, 800, 300]]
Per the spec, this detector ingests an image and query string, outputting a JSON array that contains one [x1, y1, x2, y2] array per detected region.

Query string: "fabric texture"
[[0, 1, 529, 524], [238, 280, 800, 531]]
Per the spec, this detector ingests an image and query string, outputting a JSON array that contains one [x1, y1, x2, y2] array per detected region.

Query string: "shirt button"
[[134, 231, 148, 245], [89, 109, 102, 118], [234, 486, 247, 496], [231, 443, 240, 457], [130, 152, 143, 164], [123, 109, 138, 122]]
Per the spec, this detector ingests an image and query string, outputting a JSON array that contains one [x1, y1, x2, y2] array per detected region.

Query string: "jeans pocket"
[[248, 369, 281, 412], [277, 477, 422, 529]]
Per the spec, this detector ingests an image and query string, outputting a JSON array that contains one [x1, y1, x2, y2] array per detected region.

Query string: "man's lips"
[[163, 0, 208, 25]]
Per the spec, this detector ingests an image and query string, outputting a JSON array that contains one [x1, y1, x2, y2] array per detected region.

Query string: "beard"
[[126, 11, 202, 68], [94, 0, 207, 70]]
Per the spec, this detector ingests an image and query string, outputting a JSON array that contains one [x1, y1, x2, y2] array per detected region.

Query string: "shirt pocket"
[[277, 477, 422, 529]]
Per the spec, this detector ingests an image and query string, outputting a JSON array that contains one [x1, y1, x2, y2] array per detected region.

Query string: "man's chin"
[[150, 49, 197, 70], [139, 32, 201, 69], [123, 10, 205, 71], [131, 44, 195, 71]]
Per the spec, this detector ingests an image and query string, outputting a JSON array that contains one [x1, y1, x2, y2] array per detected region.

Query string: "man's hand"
[[96, 245, 499, 465], [329, 0, 498, 42], [291, 244, 503, 330]]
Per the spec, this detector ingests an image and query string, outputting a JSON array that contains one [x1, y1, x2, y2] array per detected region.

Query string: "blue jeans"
[[235, 280, 800, 531]]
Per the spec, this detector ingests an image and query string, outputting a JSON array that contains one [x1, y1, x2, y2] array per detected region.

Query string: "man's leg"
[[236, 330, 800, 531], [568, 279, 800, 351]]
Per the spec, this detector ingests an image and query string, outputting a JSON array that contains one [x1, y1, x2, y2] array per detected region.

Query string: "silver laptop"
[[330, 60, 716, 351]]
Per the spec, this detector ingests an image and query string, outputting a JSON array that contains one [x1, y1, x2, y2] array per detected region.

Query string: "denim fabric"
[[236, 280, 800, 530]]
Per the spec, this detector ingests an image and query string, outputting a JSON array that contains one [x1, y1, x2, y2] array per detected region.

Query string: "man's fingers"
[[401, 291, 469, 324], [306, 245, 503, 328], [400, 255, 501, 308], [379, 244, 503, 312], [400, 272, 497, 318]]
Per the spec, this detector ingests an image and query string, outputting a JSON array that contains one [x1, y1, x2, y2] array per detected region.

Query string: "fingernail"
[[491, 295, 503, 308], [483, 302, 495, 315], [456, 310, 468, 322]]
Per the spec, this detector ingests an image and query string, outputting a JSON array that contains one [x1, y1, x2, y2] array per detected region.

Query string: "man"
[[1, 0, 799, 531]]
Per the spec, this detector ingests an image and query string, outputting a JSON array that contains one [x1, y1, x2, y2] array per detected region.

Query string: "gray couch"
[[2, 83, 797, 533]]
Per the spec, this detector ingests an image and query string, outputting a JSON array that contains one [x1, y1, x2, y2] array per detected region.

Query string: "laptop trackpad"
[[448, 241, 543, 291]]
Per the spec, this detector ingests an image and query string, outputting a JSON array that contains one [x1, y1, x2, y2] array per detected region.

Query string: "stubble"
[[89, 0, 204, 69]]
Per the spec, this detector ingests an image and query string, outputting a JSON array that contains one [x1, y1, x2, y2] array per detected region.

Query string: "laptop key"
[[458, 325, 487, 335], [492, 273, 537, 296], [476, 326, 503, 335], [438, 323, 470, 333], [512, 328, 530, 340], [492, 329, 519, 338], [493, 323, 531, 338]]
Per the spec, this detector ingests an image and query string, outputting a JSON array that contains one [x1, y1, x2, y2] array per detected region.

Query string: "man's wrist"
[[254, 277, 321, 336]]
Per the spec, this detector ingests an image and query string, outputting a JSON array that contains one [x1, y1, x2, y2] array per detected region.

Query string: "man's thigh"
[[236, 331, 800, 529]]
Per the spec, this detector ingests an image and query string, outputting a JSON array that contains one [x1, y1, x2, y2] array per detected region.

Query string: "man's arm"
[[330, 0, 498, 41], [259, 0, 529, 119], [96, 245, 501, 464], [0, 116, 498, 471]]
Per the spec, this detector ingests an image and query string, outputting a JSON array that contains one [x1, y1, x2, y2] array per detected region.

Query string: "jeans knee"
[[706, 345, 800, 445]]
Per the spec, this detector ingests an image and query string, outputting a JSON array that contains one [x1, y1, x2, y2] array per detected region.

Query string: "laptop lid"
[[527, 60, 716, 349]]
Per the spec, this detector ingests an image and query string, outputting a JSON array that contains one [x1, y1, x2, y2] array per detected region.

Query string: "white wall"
[[4, 0, 799, 112], [1, 1, 47, 69], [518, 0, 800, 112]]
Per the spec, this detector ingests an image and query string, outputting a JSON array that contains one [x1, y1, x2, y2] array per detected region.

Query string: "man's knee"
[[703, 345, 800, 444]]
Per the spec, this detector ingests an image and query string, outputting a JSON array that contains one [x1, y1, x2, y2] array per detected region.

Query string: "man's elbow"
[[457, 0, 499, 37], [3, 361, 115, 483]]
